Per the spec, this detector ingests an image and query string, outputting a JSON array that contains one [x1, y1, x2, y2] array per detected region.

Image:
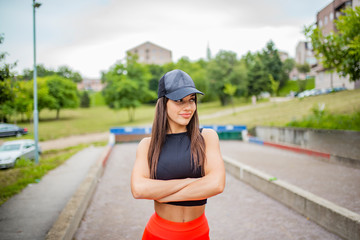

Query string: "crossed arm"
[[130, 129, 225, 202]]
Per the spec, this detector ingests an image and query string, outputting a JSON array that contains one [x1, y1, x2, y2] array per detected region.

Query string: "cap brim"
[[165, 87, 204, 101]]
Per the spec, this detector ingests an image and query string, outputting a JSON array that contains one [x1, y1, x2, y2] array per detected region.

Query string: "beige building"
[[127, 41, 172, 65], [314, 0, 359, 89], [77, 78, 104, 92]]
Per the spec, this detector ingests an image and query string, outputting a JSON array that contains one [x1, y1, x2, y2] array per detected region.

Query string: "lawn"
[[201, 89, 360, 129], [15, 104, 155, 141]]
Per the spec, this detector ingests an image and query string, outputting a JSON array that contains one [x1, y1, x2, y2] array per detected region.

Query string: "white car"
[[0, 140, 41, 169]]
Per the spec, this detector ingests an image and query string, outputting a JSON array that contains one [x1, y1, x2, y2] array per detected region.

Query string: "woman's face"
[[166, 94, 196, 132]]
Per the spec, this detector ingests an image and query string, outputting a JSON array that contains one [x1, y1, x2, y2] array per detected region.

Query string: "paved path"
[[75, 142, 342, 239], [220, 141, 360, 215], [40, 132, 109, 151], [0, 146, 104, 240]]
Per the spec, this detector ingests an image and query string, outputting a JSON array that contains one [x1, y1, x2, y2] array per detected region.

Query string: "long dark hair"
[[147, 96, 206, 179]]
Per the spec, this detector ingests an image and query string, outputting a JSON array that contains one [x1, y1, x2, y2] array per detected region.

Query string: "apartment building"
[[127, 41, 172, 65], [314, 0, 359, 89], [290, 41, 317, 80]]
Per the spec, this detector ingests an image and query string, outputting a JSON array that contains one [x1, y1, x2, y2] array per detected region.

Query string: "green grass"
[[201, 89, 360, 130], [197, 98, 269, 115], [278, 78, 315, 96], [90, 91, 106, 107], [0, 141, 107, 206]]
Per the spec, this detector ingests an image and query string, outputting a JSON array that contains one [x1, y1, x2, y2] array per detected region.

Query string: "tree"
[[296, 63, 311, 76], [296, 63, 311, 92], [259, 40, 286, 89], [305, 6, 360, 81], [269, 74, 280, 97], [282, 58, 295, 79], [223, 83, 237, 114], [0, 34, 18, 122], [57, 65, 83, 83], [19, 78, 56, 120], [46, 75, 79, 119], [207, 50, 247, 105], [102, 53, 156, 122], [22, 64, 56, 80], [247, 59, 271, 97], [147, 64, 164, 93], [80, 91, 91, 108], [22, 64, 83, 83], [0, 34, 17, 82]]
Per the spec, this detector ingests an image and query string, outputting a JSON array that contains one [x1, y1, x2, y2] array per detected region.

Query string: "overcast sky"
[[0, 0, 331, 79]]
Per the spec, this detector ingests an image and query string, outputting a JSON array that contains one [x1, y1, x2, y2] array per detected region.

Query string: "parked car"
[[0, 123, 28, 138], [0, 139, 41, 169]]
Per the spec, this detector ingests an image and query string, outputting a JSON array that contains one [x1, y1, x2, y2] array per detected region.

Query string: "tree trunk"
[[56, 109, 60, 120], [128, 107, 136, 122]]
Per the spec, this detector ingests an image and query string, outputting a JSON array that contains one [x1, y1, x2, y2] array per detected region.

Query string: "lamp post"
[[33, 0, 41, 164]]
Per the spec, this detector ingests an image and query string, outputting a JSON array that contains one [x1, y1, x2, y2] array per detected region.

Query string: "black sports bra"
[[155, 130, 207, 206]]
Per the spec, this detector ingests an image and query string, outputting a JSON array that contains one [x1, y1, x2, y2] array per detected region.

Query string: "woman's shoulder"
[[137, 137, 151, 151], [201, 128, 219, 141]]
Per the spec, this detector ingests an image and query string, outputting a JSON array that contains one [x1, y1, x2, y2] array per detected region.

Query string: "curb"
[[248, 136, 360, 169], [46, 144, 113, 240], [248, 136, 331, 159], [223, 155, 360, 240]]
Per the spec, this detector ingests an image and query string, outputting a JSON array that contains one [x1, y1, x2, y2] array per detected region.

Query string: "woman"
[[131, 69, 225, 240]]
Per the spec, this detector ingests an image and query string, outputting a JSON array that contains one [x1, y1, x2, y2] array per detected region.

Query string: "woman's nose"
[[183, 101, 193, 109]]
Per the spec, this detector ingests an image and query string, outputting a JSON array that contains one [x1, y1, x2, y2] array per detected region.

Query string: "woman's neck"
[[167, 125, 187, 134]]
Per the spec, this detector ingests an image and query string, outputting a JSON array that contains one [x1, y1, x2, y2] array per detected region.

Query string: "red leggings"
[[142, 213, 210, 240]]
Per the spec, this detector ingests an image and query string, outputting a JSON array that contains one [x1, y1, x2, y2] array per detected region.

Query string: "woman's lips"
[[180, 113, 192, 118]]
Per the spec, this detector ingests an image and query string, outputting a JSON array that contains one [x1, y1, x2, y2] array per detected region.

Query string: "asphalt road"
[[74, 142, 342, 240]]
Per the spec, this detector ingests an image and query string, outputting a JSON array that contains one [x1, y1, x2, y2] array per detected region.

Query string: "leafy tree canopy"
[[46, 75, 79, 119], [102, 53, 156, 121], [305, 6, 360, 81]]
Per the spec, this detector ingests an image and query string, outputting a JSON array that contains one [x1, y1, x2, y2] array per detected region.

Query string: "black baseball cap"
[[158, 69, 204, 100]]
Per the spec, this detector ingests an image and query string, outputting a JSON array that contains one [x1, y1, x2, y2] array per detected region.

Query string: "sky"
[[0, 0, 331, 79]]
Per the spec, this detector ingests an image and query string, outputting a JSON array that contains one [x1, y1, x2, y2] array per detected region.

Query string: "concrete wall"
[[315, 71, 355, 89], [255, 126, 360, 162]]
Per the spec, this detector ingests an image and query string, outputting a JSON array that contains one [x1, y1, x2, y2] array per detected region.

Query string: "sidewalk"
[[0, 146, 105, 240]]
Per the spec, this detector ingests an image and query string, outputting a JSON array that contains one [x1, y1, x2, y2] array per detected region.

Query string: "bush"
[[286, 104, 360, 131]]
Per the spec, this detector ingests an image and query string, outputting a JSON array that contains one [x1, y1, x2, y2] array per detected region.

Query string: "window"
[[324, 15, 328, 25], [330, 12, 334, 21], [336, 11, 341, 19], [319, 19, 323, 27]]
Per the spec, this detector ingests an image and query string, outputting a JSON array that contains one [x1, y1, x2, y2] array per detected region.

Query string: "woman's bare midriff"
[[154, 201, 205, 223]]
